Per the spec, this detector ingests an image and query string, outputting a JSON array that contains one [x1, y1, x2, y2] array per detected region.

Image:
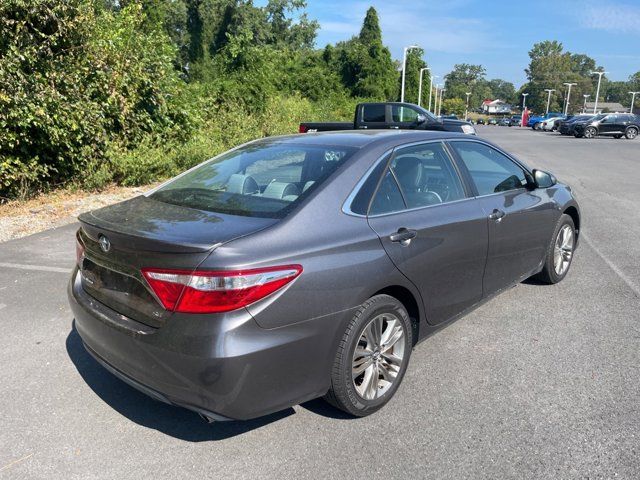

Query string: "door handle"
[[390, 228, 417, 245], [488, 209, 506, 221]]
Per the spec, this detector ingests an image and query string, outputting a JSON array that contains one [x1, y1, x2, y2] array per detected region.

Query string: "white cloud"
[[579, 1, 640, 34]]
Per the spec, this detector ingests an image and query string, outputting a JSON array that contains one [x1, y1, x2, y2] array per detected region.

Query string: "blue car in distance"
[[528, 112, 563, 130]]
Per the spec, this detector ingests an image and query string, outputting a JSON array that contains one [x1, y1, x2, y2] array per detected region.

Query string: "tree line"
[[1, 2, 638, 200]]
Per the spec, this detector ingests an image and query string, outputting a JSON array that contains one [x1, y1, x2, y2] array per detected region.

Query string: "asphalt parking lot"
[[1, 126, 639, 479]]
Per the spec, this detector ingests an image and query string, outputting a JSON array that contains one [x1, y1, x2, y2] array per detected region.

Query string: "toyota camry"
[[69, 130, 580, 421]]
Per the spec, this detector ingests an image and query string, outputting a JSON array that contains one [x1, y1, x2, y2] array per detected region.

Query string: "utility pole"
[[400, 45, 419, 103], [590, 71, 608, 114], [629, 91, 639, 114], [544, 89, 556, 115], [428, 75, 438, 112], [438, 88, 446, 116], [418, 67, 429, 107], [563, 83, 577, 115], [464, 92, 471, 121]]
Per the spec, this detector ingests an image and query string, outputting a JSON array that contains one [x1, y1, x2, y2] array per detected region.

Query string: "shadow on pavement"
[[65, 325, 295, 441]]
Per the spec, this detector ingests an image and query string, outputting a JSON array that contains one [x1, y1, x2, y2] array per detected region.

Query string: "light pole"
[[590, 71, 608, 114], [563, 82, 577, 115], [428, 75, 438, 112], [544, 89, 556, 115], [438, 88, 446, 116], [582, 94, 590, 113], [521, 93, 529, 126], [464, 92, 471, 121], [629, 91, 639, 113], [434, 84, 440, 115], [400, 45, 419, 103], [418, 67, 429, 107]]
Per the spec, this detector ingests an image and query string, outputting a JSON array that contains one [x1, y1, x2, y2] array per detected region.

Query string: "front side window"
[[150, 143, 356, 218], [391, 105, 419, 123], [450, 141, 528, 196]]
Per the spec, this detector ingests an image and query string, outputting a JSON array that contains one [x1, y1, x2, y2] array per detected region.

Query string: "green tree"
[[442, 98, 466, 116], [333, 7, 397, 100], [444, 64, 488, 111], [487, 79, 516, 104]]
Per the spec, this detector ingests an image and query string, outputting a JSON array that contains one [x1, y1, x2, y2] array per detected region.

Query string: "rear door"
[[448, 140, 556, 295], [599, 114, 618, 134], [367, 141, 488, 325]]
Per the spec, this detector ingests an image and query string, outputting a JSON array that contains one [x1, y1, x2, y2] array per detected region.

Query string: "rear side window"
[[369, 169, 405, 215], [362, 105, 386, 123], [450, 141, 528, 196], [390, 143, 465, 207], [150, 143, 356, 218]]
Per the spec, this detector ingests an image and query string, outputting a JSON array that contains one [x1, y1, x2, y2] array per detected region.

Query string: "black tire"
[[584, 126, 597, 138], [533, 122, 541, 130], [324, 294, 413, 417], [625, 126, 638, 140], [534, 214, 576, 284], [613, 135, 623, 139], [574, 133, 583, 138]]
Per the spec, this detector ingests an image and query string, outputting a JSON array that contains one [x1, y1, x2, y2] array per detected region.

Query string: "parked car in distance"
[[488, 118, 498, 125], [441, 114, 458, 120], [528, 112, 563, 129], [299, 102, 476, 135], [476, 118, 486, 125], [508, 115, 522, 127], [498, 117, 511, 126], [69, 130, 581, 421], [573, 113, 639, 139], [558, 115, 594, 135], [541, 117, 564, 131]]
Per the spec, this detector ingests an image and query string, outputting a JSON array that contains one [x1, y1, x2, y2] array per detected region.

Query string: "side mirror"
[[533, 169, 556, 188], [416, 114, 427, 124]]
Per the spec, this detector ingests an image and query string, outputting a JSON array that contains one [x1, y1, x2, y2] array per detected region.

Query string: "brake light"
[[141, 265, 302, 313], [298, 124, 308, 133]]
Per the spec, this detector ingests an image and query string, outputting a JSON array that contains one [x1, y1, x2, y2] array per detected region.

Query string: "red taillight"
[[76, 238, 85, 267], [298, 124, 308, 133], [141, 265, 302, 314]]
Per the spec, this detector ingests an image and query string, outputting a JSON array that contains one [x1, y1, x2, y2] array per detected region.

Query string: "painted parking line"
[[0, 262, 71, 274]]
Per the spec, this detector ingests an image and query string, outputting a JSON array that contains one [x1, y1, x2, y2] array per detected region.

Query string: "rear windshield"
[[150, 142, 357, 218]]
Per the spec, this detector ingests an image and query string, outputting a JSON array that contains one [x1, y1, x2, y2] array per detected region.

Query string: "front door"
[[367, 141, 488, 325], [448, 140, 556, 295]]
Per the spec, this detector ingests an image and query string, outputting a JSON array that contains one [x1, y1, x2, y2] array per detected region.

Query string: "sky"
[[298, 0, 640, 87]]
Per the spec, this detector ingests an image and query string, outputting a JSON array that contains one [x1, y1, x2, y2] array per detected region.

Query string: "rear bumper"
[[68, 268, 352, 420]]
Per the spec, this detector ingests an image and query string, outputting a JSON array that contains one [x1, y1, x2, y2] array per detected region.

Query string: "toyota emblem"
[[98, 235, 111, 253]]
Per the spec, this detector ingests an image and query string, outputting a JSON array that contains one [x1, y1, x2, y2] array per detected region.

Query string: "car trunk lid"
[[77, 195, 277, 328]]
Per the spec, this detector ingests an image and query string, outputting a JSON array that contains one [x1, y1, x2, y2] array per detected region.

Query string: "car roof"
[[255, 130, 470, 150]]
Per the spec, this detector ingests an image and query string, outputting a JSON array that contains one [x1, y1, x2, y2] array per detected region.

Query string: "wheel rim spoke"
[[553, 225, 574, 275]]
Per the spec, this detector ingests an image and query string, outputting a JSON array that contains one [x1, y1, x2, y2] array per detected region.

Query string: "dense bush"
[[0, 1, 394, 200]]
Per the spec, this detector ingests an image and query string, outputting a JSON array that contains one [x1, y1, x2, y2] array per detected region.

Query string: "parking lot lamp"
[[582, 94, 590, 113], [428, 75, 438, 112], [438, 88, 446, 116], [563, 83, 577, 115], [400, 45, 419, 103], [544, 89, 556, 115], [418, 67, 429, 107], [590, 71, 608, 114], [465, 92, 471, 121], [629, 91, 639, 113]]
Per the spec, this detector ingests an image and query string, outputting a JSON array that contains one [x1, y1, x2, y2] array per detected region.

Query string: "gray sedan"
[[69, 130, 580, 421]]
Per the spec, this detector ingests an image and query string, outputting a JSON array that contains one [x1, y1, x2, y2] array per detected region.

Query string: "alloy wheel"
[[627, 128, 638, 139], [553, 224, 574, 276], [584, 127, 596, 138], [352, 313, 405, 401]]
